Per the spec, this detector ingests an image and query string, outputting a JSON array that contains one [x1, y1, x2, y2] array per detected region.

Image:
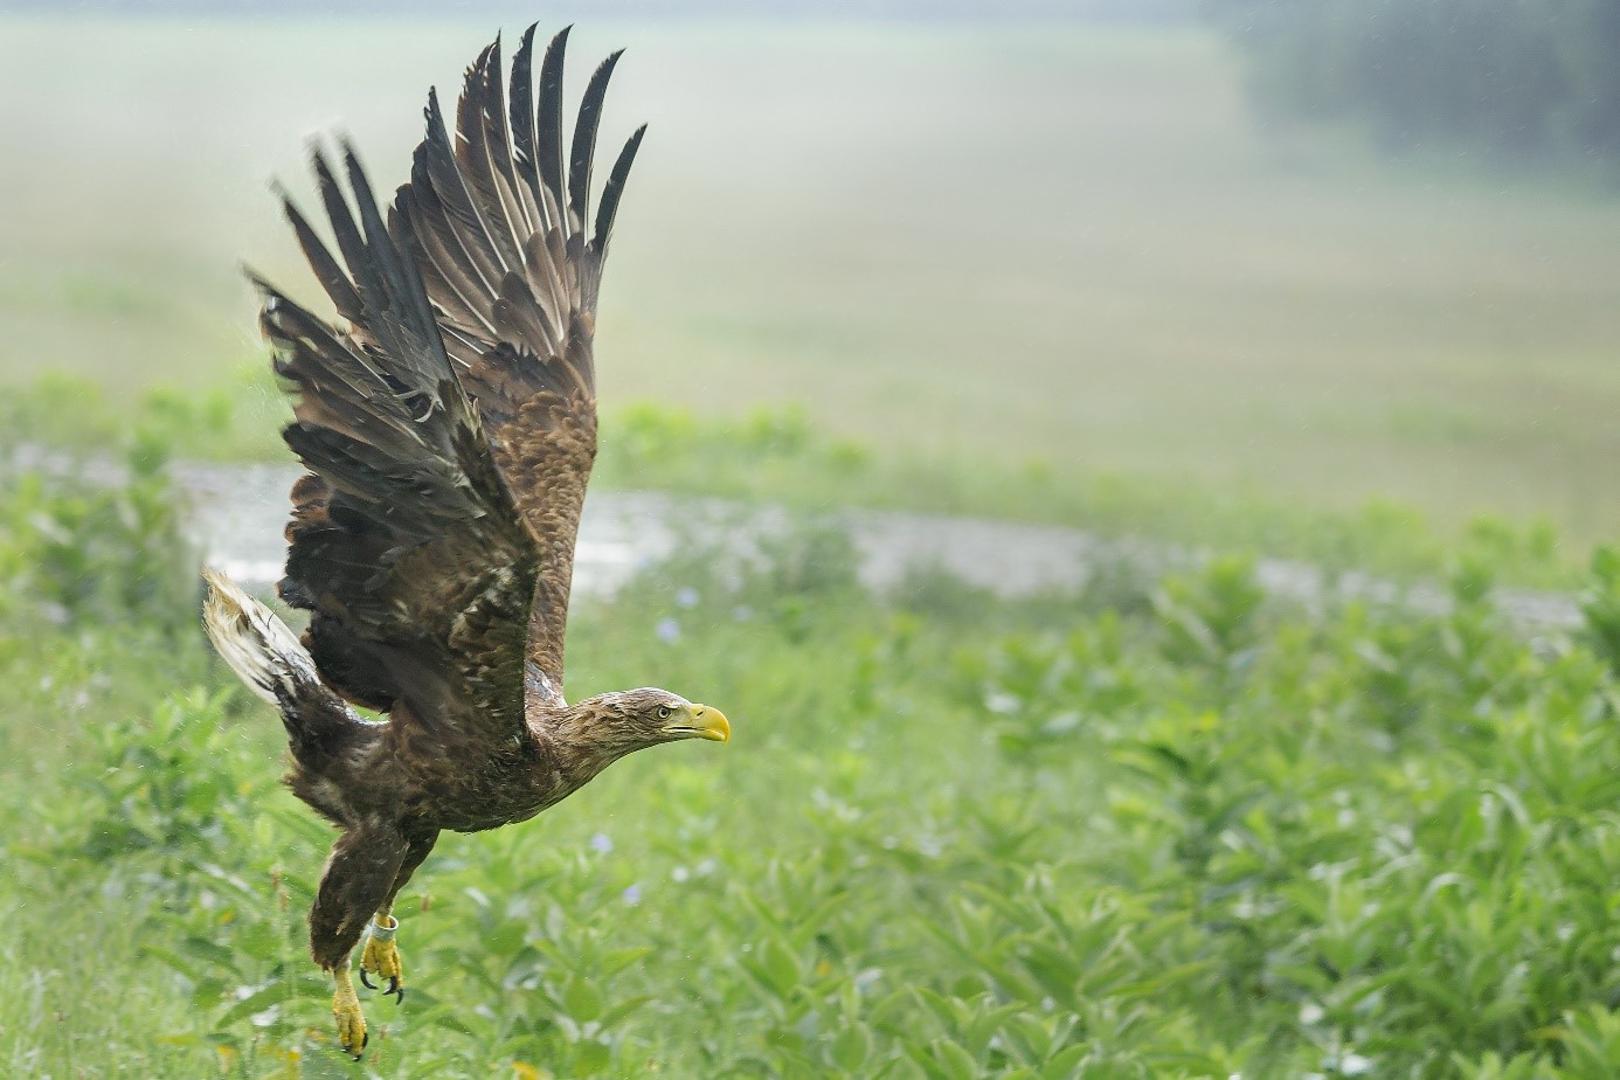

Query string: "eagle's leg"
[[358, 907, 403, 999], [359, 831, 438, 1003], [310, 825, 408, 1058], [330, 967, 365, 1058]]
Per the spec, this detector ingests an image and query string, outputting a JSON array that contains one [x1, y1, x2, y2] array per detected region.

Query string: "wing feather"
[[535, 26, 572, 237], [587, 125, 646, 310], [267, 25, 645, 735], [568, 49, 624, 238], [419, 90, 504, 292], [277, 186, 363, 325], [454, 41, 526, 271], [509, 24, 545, 222], [257, 161, 535, 738], [396, 26, 645, 681]]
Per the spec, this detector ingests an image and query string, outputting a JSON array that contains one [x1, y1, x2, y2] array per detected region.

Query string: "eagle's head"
[[569, 687, 731, 758]]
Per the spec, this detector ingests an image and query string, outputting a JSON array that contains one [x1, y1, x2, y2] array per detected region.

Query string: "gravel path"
[[162, 459, 1583, 635]]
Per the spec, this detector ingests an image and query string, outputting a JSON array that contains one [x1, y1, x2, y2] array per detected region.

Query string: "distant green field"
[[4, 16, 1620, 546]]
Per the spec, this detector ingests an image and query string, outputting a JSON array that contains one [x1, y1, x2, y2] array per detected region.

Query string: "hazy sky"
[[1, 0, 1193, 20]]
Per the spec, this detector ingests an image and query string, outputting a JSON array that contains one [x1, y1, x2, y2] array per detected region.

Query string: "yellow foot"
[[331, 967, 367, 1058], [359, 915, 405, 1002]]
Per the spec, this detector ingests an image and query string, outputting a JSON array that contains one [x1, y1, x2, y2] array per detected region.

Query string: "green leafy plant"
[[6, 428, 1620, 1075]]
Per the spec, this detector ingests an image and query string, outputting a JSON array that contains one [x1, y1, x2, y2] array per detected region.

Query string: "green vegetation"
[[0, 372, 1576, 590], [597, 401, 1572, 590], [8, 429, 1620, 1076], [3, 18, 1620, 547]]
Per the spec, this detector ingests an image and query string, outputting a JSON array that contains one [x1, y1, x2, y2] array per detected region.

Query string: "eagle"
[[199, 24, 730, 1058]]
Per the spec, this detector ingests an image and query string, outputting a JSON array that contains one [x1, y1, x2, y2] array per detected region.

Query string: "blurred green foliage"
[[595, 402, 1579, 592], [1578, 545, 1620, 677], [1206, 0, 1620, 176], [0, 371, 288, 462], [0, 442, 192, 630], [1, 374, 1582, 590], [6, 441, 1620, 1075]]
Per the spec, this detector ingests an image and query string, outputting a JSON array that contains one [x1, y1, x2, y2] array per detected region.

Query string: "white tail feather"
[[201, 567, 317, 704]]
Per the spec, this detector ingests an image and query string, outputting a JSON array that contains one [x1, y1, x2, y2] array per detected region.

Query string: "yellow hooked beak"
[[667, 703, 730, 743]]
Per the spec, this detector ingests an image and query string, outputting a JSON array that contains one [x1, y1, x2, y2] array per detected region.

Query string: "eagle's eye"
[[656, 705, 672, 720]]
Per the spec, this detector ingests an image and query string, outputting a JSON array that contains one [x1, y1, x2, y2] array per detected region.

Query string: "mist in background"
[[3, 0, 1188, 18], [1209, 1, 1620, 176], [3, 0, 1619, 543]]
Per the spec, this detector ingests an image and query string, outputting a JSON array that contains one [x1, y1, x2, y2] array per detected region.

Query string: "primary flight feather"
[[201, 24, 729, 1058]]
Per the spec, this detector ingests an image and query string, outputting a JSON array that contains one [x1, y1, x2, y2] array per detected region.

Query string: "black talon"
[[359, 969, 375, 990], [388, 977, 404, 1003]]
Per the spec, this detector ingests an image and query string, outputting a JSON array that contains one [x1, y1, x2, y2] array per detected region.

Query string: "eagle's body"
[[200, 24, 728, 1058], [273, 685, 597, 835]]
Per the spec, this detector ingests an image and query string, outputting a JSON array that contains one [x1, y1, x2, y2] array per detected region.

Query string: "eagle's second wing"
[[396, 27, 644, 690], [265, 26, 643, 740]]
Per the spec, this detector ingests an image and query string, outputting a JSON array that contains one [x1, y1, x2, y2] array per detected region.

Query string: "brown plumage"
[[201, 24, 727, 1058]]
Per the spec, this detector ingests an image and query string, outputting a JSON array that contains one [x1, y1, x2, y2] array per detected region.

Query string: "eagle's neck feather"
[[525, 699, 632, 796]]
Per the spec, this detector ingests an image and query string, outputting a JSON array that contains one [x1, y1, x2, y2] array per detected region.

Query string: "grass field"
[[9, 444, 1620, 1076], [4, 15, 1620, 552]]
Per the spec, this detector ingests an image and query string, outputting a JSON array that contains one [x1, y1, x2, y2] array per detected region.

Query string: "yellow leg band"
[[359, 914, 406, 1001]]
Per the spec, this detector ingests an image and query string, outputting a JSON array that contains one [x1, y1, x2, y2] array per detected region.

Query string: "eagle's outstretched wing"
[[397, 26, 644, 692], [264, 26, 643, 740]]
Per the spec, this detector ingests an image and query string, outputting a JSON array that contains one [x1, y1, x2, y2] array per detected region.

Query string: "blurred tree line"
[[1204, 0, 1620, 176]]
